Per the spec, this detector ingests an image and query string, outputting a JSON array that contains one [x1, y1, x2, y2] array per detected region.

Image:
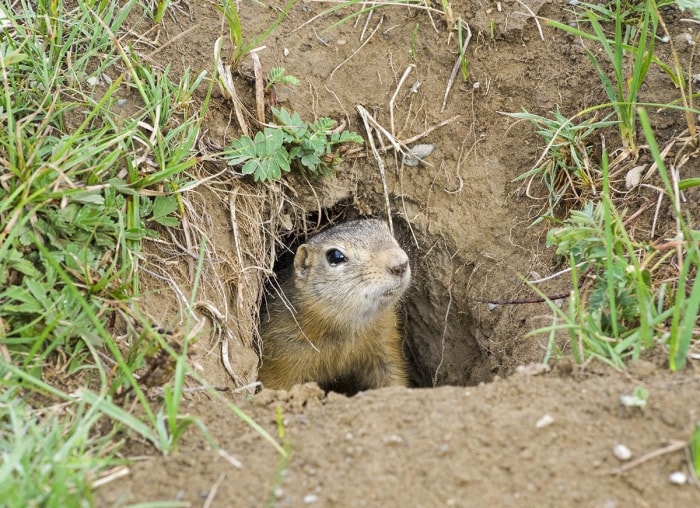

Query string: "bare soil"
[[98, 1, 700, 506]]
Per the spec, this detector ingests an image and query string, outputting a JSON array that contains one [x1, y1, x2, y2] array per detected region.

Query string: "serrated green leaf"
[[274, 150, 290, 174], [69, 192, 105, 205], [152, 195, 178, 220], [25, 277, 52, 310], [313, 117, 335, 132], [1, 285, 42, 314], [7, 249, 41, 278], [301, 152, 322, 170], [241, 159, 259, 176], [333, 131, 363, 144], [152, 216, 179, 227]]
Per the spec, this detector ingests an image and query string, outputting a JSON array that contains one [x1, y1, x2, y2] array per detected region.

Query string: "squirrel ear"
[[294, 244, 313, 278]]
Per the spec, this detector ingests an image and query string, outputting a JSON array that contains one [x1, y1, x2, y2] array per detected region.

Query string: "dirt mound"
[[101, 361, 699, 506]]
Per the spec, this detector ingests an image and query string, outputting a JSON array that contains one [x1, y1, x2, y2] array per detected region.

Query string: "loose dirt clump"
[[99, 1, 700, 506]]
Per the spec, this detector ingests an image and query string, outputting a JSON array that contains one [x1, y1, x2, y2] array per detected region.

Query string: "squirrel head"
[[293, 219, 410, 325]]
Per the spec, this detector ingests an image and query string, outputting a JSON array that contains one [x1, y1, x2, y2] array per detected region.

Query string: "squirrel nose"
[[388, 260, 409, 277]]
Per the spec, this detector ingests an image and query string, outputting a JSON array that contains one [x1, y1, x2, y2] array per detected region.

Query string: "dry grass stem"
[[203, 472, 227, 508], [357, 104, 394, 234], [400, 115, 461, 145], [251, 51, 265, 125], [514, 0, 544, 41], [441, 21, 471, 113], [390, 64, 415, 136], [611, 440, 688, 475], [218, 448, 244, 469], [91, 466, 130, 489], [356, 104, 408, 155], [215, 37, 250, 136], [359, 5, 373, 41]]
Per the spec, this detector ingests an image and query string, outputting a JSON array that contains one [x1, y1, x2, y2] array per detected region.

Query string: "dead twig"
[[203, 472, 227, 508], [390, 64, 415, 136], [356, 104, 408, 156], [441, 21, 471, 113], [514, 0, 544, 41], [400, 115, 461, 145], [215, 37, 250, 136], [343, 114, 460, 159], [611, 440, 688, 475], [251, 51, 265, 125], [357, 104, 394, 234]]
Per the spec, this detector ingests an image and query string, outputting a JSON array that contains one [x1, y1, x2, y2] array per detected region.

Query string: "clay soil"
[[98, 1, 699, 506]]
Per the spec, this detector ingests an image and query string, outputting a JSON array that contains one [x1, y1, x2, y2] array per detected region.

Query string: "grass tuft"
[[0, 1, 223, 503]]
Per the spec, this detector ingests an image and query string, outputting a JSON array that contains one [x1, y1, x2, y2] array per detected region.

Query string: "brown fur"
[[258, 219, 411, 393]]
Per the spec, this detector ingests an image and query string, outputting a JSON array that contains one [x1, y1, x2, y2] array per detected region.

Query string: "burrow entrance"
[[259, 200, 494, 391]]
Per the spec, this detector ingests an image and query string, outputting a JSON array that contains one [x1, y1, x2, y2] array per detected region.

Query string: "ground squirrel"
[[258, 219, 411, 394]]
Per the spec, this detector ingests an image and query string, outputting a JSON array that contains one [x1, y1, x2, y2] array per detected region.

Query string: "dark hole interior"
[[260, 203, 489, 394]]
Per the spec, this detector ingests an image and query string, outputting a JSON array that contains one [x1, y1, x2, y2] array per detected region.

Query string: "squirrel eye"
[[325, 248, 347, 265]]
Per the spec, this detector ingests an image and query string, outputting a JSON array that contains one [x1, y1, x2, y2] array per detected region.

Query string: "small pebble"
[[86, 76, 100, 87], [304, 494, 319, 504], [383, 434, 405, 445], [668, 471, 687, 485], [612, 444, 632, 461], [625, 165, 645, 190], [619, 393, 647, 408], [535, 414, 554, 429], [403, 144, 434, 166], [674, 33, 694, 46]]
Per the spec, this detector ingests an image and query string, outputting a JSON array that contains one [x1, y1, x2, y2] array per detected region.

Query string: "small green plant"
[[265, 67, 300, 91], [224, 107, 363, 182], [143, 0, 172, 23], [532, 122, 699, 370], [409, 23, 419, 61], [548, 0, 658, 154], [571, 0, 674, 27], [265, 406, 293, 507], [620, 386, 649, 408], [1, 1, 231, 503], [506, 108, 617, 223], [0, 390, 118, 507], [638, 109, 700, 372], [218, 0, 295, 69], [457, 19, 469, 81], [440, 0, 454, 25], [545, 199, 657, 367], [691, 424, 700, 477]]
